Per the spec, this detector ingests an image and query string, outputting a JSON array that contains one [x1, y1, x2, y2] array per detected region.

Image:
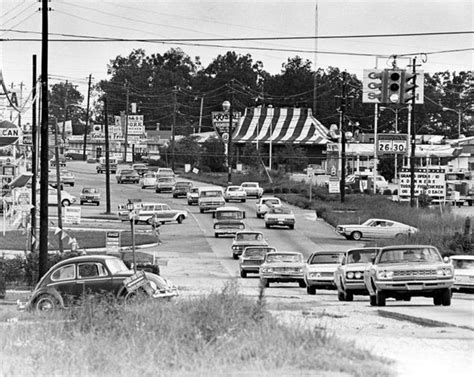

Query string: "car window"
[[105, 258, 130, 274], [243, 248, 267, 257], [309, 253, 343, 264], [237, 233, 262, 241], [144, 173, 155, 178], [453, 259, 474, 269], [78, 263, 104, 278], [51, 265, 76, 281], [267, 254, 302, 263], [271, 207, 291, 214], [216, 211, 242, 220], [347, 249, 377, 263], [121, 170, 134, 174], [379, 247, 441, 263]]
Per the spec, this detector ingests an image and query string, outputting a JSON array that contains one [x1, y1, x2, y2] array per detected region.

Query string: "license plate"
[[87, 199, 92, 202], [407, 284, 423, 290], [278, 221, 284, 224]]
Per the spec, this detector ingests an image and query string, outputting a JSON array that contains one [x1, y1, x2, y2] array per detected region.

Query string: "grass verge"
[[0, 283, 393, 376]]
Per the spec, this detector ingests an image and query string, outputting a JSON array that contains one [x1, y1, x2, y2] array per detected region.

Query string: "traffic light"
[[384, 69, 403, 104], [401, 71, 418, 104]]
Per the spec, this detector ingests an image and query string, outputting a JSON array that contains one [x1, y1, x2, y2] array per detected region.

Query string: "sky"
[[0, 0, 473, 112]]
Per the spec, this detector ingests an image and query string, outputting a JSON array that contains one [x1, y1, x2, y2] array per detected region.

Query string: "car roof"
[[346, 247, 381, 253], [266, 251, 302, 256], [216, 206, 240, 211], [379, 245, 437, 251], [310, 250, 345, 256], [236, 231, 262, 235], [450, 255, 474, 260], [51, 255, 121, 268]]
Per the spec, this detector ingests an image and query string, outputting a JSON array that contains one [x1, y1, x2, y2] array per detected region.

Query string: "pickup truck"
[[97, 163, 117, 174]]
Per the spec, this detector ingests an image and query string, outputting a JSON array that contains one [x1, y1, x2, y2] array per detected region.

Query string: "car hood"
[[233, 240, 268, 246], [374, 262, 446, 270], [306, 264, 339, 273], [341, 263, 373, 271], [454, 269, 474, 277]]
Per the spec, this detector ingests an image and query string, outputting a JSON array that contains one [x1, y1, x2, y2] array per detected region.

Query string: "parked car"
[[80, 187, 101, 206], [40, 187, 77, 207], [117, 199, 142, 220], [213, 206, 245, 238], [140, 172, 157, 189], [231, 231, 268, 260], [304, 250, 345, 295], [240, 182, 263, 198], [130, 202, 188, 225], [17, 255, 178, 311], [224, 185, 247, 202], [172, 181, 193, 198], [256, 196, 282, 218], [336, 218, 418, 241], [450, 255, 474, 292], [116, 169, 139, 184], [264, 206, 295, 229], [49, 169, 75, 188], [187, 186, 200, 205], [364, 245, 454, 306], [334, 247, 380, 301], [260, 251, 306, 288], [155, 176, 176, 193], [239, 246, 276, 278], [50, 156, 66, 167], [132, 163, 148, 177]]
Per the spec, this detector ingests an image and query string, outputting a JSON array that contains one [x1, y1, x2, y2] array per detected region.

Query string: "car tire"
[[240, 270, 247, 278], [188, 201, 192, 205], [242, 199, 246, 203], [369, 295, 377, 306], [338, 290, 346, 301], [289, 225, 294, 230], [256, 213, 261, 219], [200, 209, 204, 213], [265, 224, 270, 229], [261, 278, 269, 288], [155, 189, 160, 193], [215, 233, 218, 238], [351, 231, 362, 241], [375, 289, 386, 306], [307, 285, 316, 295], [440, 288, 451, 306], [177, 215, 184, 224], [433, 294, 442, 306], [80, 201, 84, 205], [71, 183, 75, 187], [345, 291, 354, 301], [232, 253, 238, 260], [35, 294, 58, 312], [61, 199, 71, 207], [299, 280, 306, 288]]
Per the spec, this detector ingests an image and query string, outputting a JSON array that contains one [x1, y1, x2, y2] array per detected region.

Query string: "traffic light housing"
[[385, 69, 403, 104], [401, 71, 418, 104]]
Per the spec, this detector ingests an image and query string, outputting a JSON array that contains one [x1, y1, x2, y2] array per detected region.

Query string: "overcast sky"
[[0, 0, 473, 105]]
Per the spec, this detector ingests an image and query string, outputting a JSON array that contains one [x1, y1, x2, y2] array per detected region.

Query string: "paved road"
[[5, 160, 473, 376]]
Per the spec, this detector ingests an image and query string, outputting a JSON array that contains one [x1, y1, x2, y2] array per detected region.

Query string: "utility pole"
[[171, 87, 177, 170], [228, 82, 234, 185], [18, 82, 24, 128], [123, 81, 129, 163], [198, 96, 204, 133], [54, 118, 63, 253], [103, 97, 111, 214], [409, 57, 418, 208], [31, 54, 37, 254], [39, 0, 49, 279], [83, 74, 92, 160], [339, 71, 347, 203], [62, 80, 69, 149]]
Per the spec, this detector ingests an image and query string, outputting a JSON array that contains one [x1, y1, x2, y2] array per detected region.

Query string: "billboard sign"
[[211, 111, 240, 142], [0, 120, 21, 147], [377, 134, 408, 154], [127, 115, 144, 135], [398, 167, 446, 201]]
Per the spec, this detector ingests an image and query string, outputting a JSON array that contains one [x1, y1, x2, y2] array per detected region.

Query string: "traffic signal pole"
[[409, 57, 418, 207]]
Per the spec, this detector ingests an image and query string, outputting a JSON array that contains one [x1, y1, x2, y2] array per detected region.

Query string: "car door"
[[76, 262, 113, 296], [48, 188, 57, 205], [48, 263, 79, 305], [152, 204, 168, 222], [162, 204, 176, 222]]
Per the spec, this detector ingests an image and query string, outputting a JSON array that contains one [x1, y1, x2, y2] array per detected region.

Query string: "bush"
[[383, 189, 392, 195]]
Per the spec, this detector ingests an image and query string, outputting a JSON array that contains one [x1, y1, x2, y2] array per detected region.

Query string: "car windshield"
[[82, 188, 97, 194], [347, 249, 377, 263], [105, 258, 130, 274], [134, 165, 146, 169], [202, 191, 221, 197], [270, 207, 291, 214], [262, 199, 279, 205], [121, 170, 134, 174], [243, 248, 272, 257], [453, 259, 474, 269], [309, 253, 343, 264], [144, 173, 155, 178], [190, 188, 199, 193], [227, 186, 240, 192], [216, 211, 243, 220], [236, 233, 262, 241], [159, 178, 174, 182], [176, 182, 190, 187], [378, 247, 442, 263], [242, 183, 257, 188], [266, 253, 302, 263]]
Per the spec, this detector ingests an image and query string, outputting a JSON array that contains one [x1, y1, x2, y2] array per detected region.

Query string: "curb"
[[377, 309, 474, 331]]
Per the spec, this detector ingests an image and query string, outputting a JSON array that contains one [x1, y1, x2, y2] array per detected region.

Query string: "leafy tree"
[[174, 135, 201, 167], [199, 136, 226, 172], [48, 82, 84, 134], [239, 142, 261, 170], [274, 145, 308, 172]]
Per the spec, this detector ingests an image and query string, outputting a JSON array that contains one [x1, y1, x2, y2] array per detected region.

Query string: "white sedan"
[[40, 187, 77, 207], [336, 218, 418, 241], [264, 206, 295, 229], [140, 172, 157, 189], [224, 186, 247, 202]]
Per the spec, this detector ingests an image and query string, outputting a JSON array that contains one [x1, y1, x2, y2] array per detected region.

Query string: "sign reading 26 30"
[[377, 134, 408, 154]]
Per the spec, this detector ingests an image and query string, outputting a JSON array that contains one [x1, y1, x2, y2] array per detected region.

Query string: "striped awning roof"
[[232, 107, 329, 145]]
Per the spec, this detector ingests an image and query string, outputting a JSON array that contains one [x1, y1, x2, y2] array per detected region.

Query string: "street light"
[[442, 106, 463, 138], [380, 106, 409, 182], [126, 202, 137, 272], [222, 100, 232, 185]]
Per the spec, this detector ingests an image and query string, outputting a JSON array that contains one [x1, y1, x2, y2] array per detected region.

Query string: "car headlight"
[[354, 271, 363, 279], [260, 267, 273, 273], [346, 272, 354, 279], [376, 270, 394, 280], [437, 268, 453, 277], [214, 224, 221, 229], [239, 224, 245, 229], [296, 267, 303, 273], [232, 246, 239, 250]]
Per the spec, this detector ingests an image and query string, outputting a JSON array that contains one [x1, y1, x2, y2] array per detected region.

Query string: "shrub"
[[383, 189, 392, 195], [282, 187, 289, 194], [290, 186, 300, 194]]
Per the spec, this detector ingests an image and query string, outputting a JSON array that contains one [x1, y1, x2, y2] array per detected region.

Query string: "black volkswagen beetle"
[[18, 255, 178, 311]]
